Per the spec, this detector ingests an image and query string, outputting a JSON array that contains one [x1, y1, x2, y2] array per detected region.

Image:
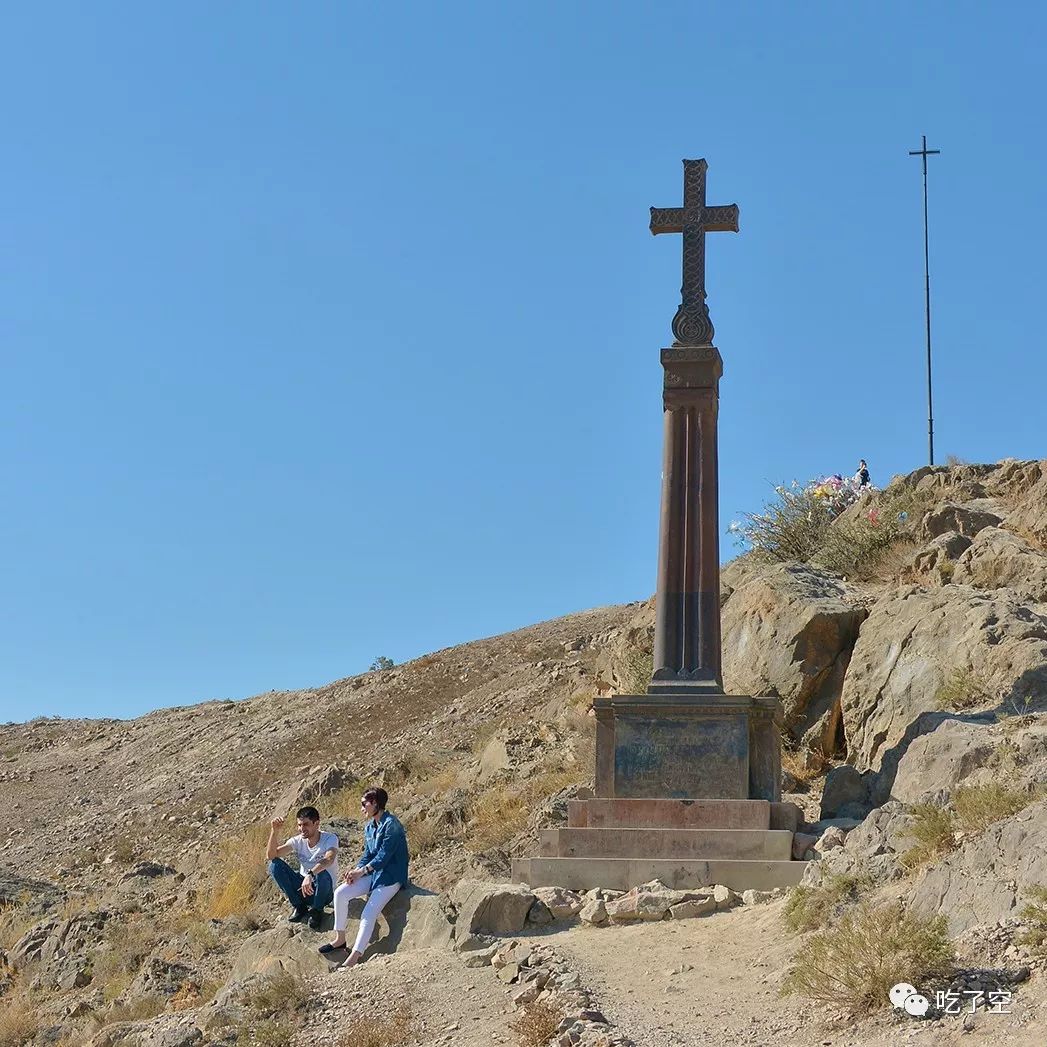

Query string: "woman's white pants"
[[333, 876, 402, 954]]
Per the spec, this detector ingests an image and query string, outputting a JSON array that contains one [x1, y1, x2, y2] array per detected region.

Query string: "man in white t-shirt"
[[266, 805, 339, 930]]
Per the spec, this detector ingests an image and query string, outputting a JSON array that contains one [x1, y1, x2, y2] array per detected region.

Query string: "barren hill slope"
[[3, 459, 1047, 1047]]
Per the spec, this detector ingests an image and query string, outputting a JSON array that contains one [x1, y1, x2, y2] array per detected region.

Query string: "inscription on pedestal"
[[614, 714, 748, 799]]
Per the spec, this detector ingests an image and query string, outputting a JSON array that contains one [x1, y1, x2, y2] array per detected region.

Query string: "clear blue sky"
[[3, 3, 1044, 722]]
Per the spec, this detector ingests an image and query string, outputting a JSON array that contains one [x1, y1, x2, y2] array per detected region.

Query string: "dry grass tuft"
[[88, 918, 161, 1002], [782, 903, 954, 1013], [781, 746, 830, 789], [0, 899, 37, 953], [0, 993, 39, 1047], [242, 969, 308, 1017], [205, 821, 274, 919], [952, 781, 1037, 832], [782, 873, 875, 933], [405, 815, 441, 859], [236, 1017, 297, 1047], [91, 995, 165, 1027], [335, 1005, 414, 1047], [465, 766, 583, 853], [510, 999, 564, 1047]]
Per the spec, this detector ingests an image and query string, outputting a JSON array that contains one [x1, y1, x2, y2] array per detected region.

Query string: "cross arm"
[[702, 204, 740, 233], [650, 207, 684, 235]]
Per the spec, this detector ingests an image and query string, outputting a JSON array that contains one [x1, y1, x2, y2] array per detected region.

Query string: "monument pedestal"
[[593, 692, 783, 802], [511, 694, 805, 892]]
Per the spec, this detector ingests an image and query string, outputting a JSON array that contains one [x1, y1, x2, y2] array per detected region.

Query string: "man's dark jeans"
[[268, 858, 334, 912]]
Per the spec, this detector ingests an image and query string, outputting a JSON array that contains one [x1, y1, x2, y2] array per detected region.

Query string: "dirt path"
[[547, 902, 1047, 1047], [296, 948, 522, 1047]]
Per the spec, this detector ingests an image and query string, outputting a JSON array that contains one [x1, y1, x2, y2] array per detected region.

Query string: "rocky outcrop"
[[1001, 463, 1047, 547], [953, 527, 1047, 603], [888, 719, 997, 804], [920, 503, 1002, 540], [909, 799, 1047, 934], [840, 586, 1047, 776], [801, 801, 913, 886], [720, 562, 867, 750]]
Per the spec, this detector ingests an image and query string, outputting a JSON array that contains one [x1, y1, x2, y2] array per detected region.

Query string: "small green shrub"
[[934, 667, 988, 711], [900, 804, 956, 870], [735, 479, 929, 579], [783, 874, 875, 933], [1017, 884, 1047, 957], [781, 903, 954, 1013]]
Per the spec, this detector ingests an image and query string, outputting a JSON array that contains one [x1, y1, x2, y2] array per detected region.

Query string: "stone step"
[[512, 856, 807, 893], [539, 827, 792, 861], [567, 797, 771, 830]]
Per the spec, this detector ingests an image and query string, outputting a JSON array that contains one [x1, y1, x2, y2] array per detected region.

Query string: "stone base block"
[[511, 857, 807, 893], [568, 797, 771, 829], [593, 693, 783, 801], [539, 827, 792, 861]]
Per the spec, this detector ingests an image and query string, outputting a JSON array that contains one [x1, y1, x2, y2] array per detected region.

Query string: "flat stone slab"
[[568, 798, 770, 830], [512, 857, 807, 893], [540, 828, 792, 861]]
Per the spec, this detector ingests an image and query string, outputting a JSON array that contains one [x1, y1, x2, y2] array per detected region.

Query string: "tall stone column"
[[650, 346, 723, 693]]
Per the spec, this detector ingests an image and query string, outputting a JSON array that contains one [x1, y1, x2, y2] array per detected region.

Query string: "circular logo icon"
[[889, 982, 918, 1008], [904, 993, 930, 1017]]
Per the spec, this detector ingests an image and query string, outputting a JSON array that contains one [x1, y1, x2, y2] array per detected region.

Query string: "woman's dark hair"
[[362, 787, 388, 810]]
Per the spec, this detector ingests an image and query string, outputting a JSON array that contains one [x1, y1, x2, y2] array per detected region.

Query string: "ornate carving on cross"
[[650, 158, 739, 347]]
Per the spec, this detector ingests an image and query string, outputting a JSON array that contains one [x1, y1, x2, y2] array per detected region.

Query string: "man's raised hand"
[[270, 817, 284, 830]]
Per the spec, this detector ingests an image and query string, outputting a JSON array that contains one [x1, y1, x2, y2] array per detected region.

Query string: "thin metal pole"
[[909, 135, 940, 466]]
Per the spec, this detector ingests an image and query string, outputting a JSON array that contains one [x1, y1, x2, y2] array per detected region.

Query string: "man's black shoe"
[[288, 907, 309, 923], [308, 912, 324, 931]]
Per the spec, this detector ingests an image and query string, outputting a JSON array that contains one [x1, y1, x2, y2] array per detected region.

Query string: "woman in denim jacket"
[[320, 786, 409, 968]]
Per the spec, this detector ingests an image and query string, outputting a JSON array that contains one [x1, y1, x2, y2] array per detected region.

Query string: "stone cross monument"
[[510, 160, 800, 891], [648, 158, 737, 691], [592, 158, 782, 803]]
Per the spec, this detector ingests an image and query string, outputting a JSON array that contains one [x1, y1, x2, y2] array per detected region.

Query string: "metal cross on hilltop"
[[650, 158, 739, 346]]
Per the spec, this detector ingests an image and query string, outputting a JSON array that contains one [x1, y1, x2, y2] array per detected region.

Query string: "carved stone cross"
[[650, 158, 739, 346]]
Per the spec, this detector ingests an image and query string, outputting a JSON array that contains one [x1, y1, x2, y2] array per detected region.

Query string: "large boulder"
[[889, 719, 996, 804], [801, 801, 913, 886], [452, 881, 536, 935], [840, 586, 1047, 777], [910, 799, 1047, 934], [953, 527, 1047, 603], [1001, 463, 1047, 548], [227, 926, 330, 983], [379, 886, 455, 952], [921, 503, 1002, 540], [720, 562, 867, 748]]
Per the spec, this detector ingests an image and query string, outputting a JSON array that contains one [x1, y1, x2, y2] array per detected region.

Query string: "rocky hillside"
[[2, 459, 1047, 1046]]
